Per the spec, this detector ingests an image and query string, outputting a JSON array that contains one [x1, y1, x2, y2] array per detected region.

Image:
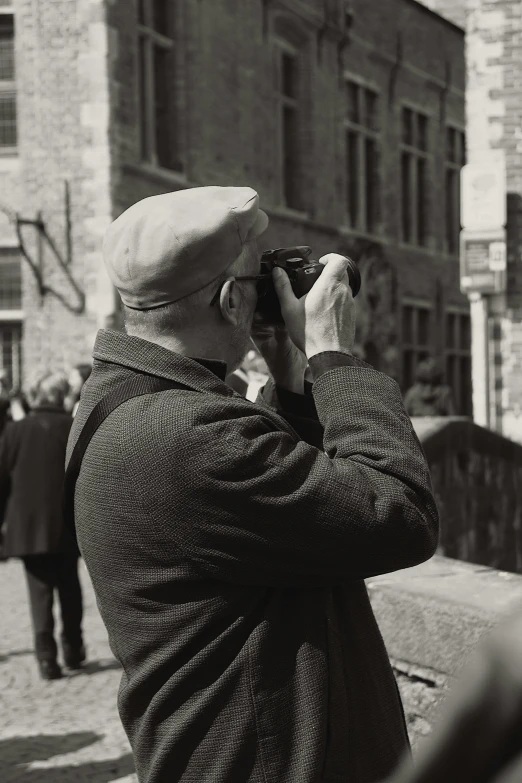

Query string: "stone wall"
[[417, 0, 467, 29], [12, 0, 116, 378], [4, 0, 469, 386], [369, 555, 522, 750], [413, 416, 522, 573]]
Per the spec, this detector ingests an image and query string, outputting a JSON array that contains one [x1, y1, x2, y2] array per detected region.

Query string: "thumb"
[[272, 267, 297, 306]]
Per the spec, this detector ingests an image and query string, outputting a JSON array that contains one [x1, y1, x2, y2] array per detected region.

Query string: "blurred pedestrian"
[[65, 362, 92, 417], [9, 388, 30, 422], [0, 372, 85, 680], [404, 357, 456, 417], [0, 368, 13, 437], [390, 606, 522, 783]]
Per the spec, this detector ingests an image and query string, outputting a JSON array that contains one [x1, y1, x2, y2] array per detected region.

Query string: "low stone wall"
[[412, 417, 522, 574], [368, 555, 522, 749]]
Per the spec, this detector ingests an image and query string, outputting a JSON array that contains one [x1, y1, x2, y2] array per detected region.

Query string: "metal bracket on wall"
[[4, 182, 86, 316]]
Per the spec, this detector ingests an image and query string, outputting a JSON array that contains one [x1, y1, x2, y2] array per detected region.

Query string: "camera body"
[[255, 246, 361, 324]]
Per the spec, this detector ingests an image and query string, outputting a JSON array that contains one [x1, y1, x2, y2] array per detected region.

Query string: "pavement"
[[0, 558, 137, 782]]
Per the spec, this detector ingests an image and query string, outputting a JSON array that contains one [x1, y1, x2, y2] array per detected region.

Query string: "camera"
[[254, 246, 361, 324]]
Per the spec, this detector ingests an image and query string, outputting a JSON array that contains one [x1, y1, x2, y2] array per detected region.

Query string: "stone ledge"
[[367, 555, 522, 676]]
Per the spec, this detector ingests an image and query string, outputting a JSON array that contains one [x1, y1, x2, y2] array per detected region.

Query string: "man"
[[0, 372, 84, 679], [404, 357, 456, 418], [67, 186, 439, 783]]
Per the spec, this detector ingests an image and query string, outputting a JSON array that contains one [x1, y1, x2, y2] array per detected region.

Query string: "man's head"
[[415, 357, 443, 385], [28, 372, 69, 410], [103, 187, 268, 371]]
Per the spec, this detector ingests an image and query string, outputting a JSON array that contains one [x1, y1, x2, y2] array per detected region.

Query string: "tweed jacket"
[[0, 407, 73, 557], [67, 329, 439, 783]]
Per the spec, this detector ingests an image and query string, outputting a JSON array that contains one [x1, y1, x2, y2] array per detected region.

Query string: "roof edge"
[[402, 0, 465, 36]]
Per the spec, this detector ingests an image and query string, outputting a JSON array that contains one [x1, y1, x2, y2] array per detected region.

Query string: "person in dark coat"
[[65, 362, 92, 418], [404, 357, 456, 417], [67, 187, 439, 783], [0, 372, 85, 680]]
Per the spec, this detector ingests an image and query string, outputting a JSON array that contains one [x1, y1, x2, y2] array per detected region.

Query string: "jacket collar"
[[92, 329, 233, 396], [30, 405, 69, 415]]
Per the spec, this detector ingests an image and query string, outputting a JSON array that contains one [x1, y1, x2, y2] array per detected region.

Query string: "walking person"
[[404, 357, 456, 417], [66, 186, 439, 783], [0, 372, 85, 680], [65, 362, 92, 417]]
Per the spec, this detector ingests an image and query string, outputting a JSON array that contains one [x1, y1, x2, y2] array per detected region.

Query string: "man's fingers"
[[272, 267, 297, 303]]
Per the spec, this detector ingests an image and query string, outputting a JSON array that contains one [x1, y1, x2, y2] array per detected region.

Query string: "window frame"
[[0, 320, 22, 389], [0, 5, 17, 156], [343, 74, 381, 236], [401, 299, 433, 392], [137, 0, 178, 171], [445, 306, 472, 416], [399, 104, 432, 248], [274, 36, 303, 211], [444, 125, 466, 257], [0, 245, 23, 390]]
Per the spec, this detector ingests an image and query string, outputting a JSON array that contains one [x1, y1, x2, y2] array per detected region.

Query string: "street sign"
[[489, 241, 507, 271], [461, 156, 506, 231], [460, 230, 507, 295]]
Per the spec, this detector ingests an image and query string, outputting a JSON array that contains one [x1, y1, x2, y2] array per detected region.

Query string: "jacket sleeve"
[[255, 351, 373, 448], [138, 365, 439, 588], [256, 378, 324, 449]]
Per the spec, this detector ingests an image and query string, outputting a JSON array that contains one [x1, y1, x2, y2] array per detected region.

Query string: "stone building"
[[420, 0, 522, 442], [0, 0, 471, 412], [417, 0, 467, 28]]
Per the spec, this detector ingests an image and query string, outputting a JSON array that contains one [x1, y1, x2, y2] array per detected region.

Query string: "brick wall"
[[13, 0, 115, 381], [0, 159, 22, 244], [107, 0, 468, 388]]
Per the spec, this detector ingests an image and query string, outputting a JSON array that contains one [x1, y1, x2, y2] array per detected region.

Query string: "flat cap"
[[103, 186, 269, 310]]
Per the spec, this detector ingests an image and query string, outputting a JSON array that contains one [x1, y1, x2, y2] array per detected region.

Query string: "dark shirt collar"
[[30, 405, 69, 415], [191, 357, 227, 381]]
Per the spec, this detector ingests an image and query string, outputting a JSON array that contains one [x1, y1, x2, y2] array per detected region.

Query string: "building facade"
[[420, 0, 522, 443], [0, 0, 471, 411]]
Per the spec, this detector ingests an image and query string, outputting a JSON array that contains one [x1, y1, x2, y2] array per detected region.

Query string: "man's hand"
[[272, 253, 357, 360], [251, 322, 308, 395]]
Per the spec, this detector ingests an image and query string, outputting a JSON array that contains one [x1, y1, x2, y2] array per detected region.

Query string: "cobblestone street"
[[0, 559, 137, 782]]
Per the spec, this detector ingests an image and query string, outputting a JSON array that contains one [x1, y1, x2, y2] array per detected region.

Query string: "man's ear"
[[219, 278, 240, 326]]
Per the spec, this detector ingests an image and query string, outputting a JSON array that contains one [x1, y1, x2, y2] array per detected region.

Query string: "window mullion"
[[144, 36, 156, 165], [455, 163, 461, 248], [411, 152, 418, 246], [278, 95, 284, 205], [359, 132, 366, 232], [143, 0, 153, 28]]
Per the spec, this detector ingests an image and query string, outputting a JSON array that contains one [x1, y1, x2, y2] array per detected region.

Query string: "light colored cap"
[[103, 186, 269, 310]]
